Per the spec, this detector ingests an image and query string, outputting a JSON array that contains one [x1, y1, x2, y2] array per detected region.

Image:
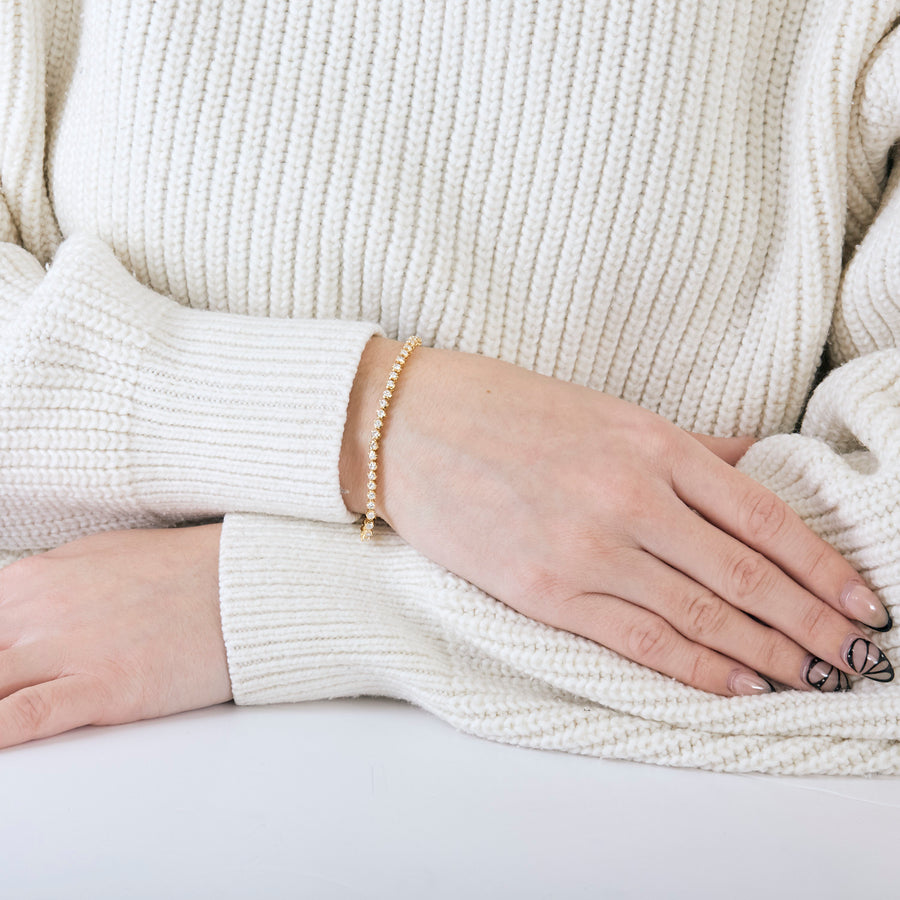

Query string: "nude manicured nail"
[[802, 656, 851, 692], [727, 669, 774, 696], [839, 582, 892, 632], [842, 635, 894, 682]]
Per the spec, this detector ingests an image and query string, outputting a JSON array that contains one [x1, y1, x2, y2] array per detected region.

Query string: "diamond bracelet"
[[360, 335, 422, 541]]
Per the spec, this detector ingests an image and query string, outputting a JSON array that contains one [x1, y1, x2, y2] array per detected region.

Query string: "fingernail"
[[839, 582, 892, 631], [802, 655, 851, 692], [841, 635, 894, 682], [727, 669, 774, 696]]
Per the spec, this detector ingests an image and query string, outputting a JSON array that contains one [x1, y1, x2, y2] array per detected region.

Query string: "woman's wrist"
[[339, 335, 404, 515]]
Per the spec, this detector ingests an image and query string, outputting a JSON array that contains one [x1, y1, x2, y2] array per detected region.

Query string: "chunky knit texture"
[[2, 0, 900, 774]]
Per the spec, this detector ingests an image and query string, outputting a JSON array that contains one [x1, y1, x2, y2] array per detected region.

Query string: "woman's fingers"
[[0, 675, 100, 749], [687, 433, 756, 466], [605, 551, 847, 691], [0, 643, 106, 748], [559, 592, 769, 696], [0, 644, 63, 698], [0, 526, 229, 751], [673, 445, 892, 631], [640, 493, 893, 687], [367, 348, 893, 696]]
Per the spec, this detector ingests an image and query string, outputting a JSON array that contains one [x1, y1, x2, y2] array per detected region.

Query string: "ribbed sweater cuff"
[[0, 234, 381, 546], [220, 514, 454, 705], [218, 512, 900, 777], [128, 304, 379, 524]]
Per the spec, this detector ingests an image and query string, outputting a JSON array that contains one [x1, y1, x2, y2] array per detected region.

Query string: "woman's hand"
[[342, 338, 894, 695], [0, 525, 230, 748]]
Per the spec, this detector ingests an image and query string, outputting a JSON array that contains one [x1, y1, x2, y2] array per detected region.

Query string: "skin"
[[0, 526, 229, 748], [0, 337, 890, 746], [341, 338, 890, 695]]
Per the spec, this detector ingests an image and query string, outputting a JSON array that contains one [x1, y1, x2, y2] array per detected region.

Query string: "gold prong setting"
[[360, 335, 422, 541]]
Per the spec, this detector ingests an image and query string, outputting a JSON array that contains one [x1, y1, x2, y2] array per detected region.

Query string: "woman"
[[1, 0, 899, 773]]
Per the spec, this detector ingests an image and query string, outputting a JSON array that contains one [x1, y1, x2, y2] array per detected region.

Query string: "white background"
[[1, 698, 897, 899]]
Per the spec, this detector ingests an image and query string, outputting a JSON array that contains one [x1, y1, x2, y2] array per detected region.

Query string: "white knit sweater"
[[2, 0, 900, 774]]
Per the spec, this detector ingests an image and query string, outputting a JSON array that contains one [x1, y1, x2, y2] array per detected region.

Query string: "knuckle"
[[753, 638, 783, 675], [516, 561, 565, 607], [642, 420, 675, 462], [609, 480, 660, 532], [725, 552, 773, 602], [682, 590, 728, 638], [8, 690, 50, 735], [799, 602, 832, 641], [801, 543, 831, 584], [513, 562, 584, 626], [687, 651, 713, 689], [626, 619, 672, 662], [742, 491, 787, 543]]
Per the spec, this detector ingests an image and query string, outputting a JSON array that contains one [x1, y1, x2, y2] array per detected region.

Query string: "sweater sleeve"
[[214, 9, 900, 776], [736, 24, 900, 647], [1, 4, 382, 547], [0, 233, 380, 549], [218, 511, 900, 775]]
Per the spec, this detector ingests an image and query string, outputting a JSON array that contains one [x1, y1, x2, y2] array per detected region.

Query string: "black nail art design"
[[803, 657, 851, 692], [869, 607, 893, 633], [844, 637, 894, 682]]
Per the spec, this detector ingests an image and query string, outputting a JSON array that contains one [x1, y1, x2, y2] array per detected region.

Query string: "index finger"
[[672, 443, 891, 631], [0, 675, 99, 749]]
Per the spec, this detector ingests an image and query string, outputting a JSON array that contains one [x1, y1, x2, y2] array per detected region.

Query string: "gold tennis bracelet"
[[360, 335, 422, 541]]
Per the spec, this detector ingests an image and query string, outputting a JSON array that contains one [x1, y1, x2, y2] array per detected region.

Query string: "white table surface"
[[1, 697, 897, 899]]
